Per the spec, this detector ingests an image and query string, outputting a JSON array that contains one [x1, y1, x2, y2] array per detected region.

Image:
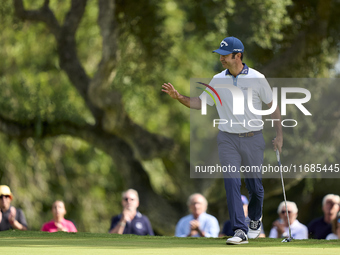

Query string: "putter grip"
[[276, 150, 280, 162]]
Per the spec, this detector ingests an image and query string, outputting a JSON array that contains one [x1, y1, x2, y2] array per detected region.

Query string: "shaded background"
[[1, 0, 340, 235]]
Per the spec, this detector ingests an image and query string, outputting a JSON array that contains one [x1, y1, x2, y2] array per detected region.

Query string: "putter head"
[[281, 237, 293, 243]]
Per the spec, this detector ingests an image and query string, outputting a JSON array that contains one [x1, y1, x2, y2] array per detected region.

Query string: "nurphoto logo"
[[197, 82, 312, 128]]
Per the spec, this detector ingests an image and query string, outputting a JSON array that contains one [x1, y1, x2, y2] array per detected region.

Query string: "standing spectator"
[[0, 185, 27, 231], [175, 193, 219, 237], [220, 195, 265, 237], [269, 201, 308, 239], [308, 194, 340, 239], [41, 200, 77, 232], [109, 189, 154, 235], [326, 211, 340, 240]]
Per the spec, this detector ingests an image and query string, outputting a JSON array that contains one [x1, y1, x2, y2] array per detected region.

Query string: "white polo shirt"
[[199, 64, 273, 133]]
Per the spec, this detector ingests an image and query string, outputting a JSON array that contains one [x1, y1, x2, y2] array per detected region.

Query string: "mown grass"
[[0, 231, 339, 255]]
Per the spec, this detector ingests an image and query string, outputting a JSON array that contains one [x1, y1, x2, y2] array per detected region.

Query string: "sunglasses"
[[123, 197, 135, 202], [0, 195, 10, 199], [326, 201, 337, 207], [338, 218, 340, 224], [281, 210, 292, 214]]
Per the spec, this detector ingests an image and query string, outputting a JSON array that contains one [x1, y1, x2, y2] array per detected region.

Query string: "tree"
[[2, 0, 198, 234]]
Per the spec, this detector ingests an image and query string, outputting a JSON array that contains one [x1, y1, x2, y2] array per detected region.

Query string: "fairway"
[[0, 231, 339, 255]]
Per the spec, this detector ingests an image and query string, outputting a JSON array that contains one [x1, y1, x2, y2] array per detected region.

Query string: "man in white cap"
[[0, 185, 27, 231]]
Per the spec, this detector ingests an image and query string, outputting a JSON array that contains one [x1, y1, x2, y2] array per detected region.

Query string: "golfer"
[[162, 36, 282, 244]]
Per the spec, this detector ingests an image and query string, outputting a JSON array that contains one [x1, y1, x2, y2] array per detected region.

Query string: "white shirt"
[[199, 64, 273, 133], [269, 219, 308, 240]]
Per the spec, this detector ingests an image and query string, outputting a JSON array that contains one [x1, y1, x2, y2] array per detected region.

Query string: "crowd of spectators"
[[1, 185, 339, 240]]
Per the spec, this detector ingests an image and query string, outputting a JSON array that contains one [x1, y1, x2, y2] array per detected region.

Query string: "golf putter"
[[276, 150, 293, 242]]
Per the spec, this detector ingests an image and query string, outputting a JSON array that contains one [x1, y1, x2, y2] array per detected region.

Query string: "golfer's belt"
[[226, 130, 262, 137]]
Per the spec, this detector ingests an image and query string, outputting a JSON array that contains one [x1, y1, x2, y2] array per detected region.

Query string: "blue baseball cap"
[[213, 36, 244, 55], [241, 195, 249, 205]]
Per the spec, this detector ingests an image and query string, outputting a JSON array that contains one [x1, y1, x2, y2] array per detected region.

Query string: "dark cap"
[[213, 36, 244, 55]]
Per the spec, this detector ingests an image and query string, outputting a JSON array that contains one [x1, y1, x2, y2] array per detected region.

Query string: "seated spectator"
[[41, 200, 77, 232], [175, 193, 219, 237], [269, 201, 308, 239], [326, 211, 340, 240], [308, 194, 340, 239], [109, 189, 154, 235], [219, 195, 265, 237], [0, 185, 27, 231]]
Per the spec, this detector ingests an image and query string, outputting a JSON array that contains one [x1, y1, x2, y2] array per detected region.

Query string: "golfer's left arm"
[[267, 101, 283, 153]]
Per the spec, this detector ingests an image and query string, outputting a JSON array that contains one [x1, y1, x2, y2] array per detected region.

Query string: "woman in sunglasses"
[[269, 201, 308, 239], [326, 211, 340, 240]]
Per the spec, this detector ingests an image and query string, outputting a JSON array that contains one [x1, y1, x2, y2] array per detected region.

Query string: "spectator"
[[109, 189, 154, 235], [308, 194, 340, 239], [41, 200, 77, 232], [220, 195, 265, 237], [175, 193, 219, 237], [0, 185, 27, 231], [269, 201, 308, 239], [326, 211, 340, 240]]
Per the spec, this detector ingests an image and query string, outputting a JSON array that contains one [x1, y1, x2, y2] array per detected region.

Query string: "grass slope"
[[0, 231, 339, 255]]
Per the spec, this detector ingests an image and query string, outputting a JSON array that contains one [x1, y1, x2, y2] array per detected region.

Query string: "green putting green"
[[0, 231, 339, 255]]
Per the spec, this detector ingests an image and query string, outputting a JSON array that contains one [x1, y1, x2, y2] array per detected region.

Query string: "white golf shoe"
[[247, 219, 262, 239], [226, 229, 249, 245]]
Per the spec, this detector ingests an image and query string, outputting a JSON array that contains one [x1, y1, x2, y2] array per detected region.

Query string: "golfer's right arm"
[[162, 83, 201, 109]]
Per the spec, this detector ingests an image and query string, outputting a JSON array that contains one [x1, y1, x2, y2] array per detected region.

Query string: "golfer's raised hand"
[[162, 83, 180, 100]]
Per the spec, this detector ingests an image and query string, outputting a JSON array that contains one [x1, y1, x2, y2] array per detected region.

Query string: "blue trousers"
[[217, 131, 265, 234]]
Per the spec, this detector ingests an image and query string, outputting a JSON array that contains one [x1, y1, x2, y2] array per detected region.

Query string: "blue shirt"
[[308, 216, 332, 239], [109, 211, 154, 236], [175, 212, 220, 237]]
